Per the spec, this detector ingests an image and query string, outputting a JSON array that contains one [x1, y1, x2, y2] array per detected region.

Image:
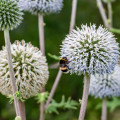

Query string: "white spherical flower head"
[[0, 0, 23, 31], [0, 40, 49, 100], [17, 0, 63, 15], [89, 65, 120, 98], [60, 24, 119, 75]]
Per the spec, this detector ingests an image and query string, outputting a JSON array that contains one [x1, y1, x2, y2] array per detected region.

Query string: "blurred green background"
[[0, 0, 120, 120]]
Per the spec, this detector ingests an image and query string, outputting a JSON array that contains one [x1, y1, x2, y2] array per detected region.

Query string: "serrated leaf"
[[48, 53, 60, 61], [45, 95, 79, 114], [35, 92, 49, 103]]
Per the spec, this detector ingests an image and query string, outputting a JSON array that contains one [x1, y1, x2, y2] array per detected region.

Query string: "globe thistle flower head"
[[0, 0, 23, 31], [89, 65, 120, 98], [0, 40, 49, 100], [17, 0, 63, 15], [60, 24, 119, 75]]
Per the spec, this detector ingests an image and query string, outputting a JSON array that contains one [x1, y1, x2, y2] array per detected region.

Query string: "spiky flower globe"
[[17, 0, 63, 15], [0, 40, 49, 100], [89, 65, 120, 98], [0, 0, 23, 31], [60, 24, 119, 75]]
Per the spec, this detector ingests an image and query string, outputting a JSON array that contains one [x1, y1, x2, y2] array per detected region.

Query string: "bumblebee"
[[60, 57, 70, 72]]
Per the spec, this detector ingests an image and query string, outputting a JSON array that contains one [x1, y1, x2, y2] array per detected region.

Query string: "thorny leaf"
[[45, 96, 79, 114]]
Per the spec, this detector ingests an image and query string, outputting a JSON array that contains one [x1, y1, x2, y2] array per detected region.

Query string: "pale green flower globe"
[[0, 0, 23, 30], [0, 40, 49, 100]]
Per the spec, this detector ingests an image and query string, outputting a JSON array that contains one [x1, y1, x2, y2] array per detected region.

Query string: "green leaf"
[[107, 97, 120, 112], [45, 96, 79, 114], [48, 53, 60, 61], [95, 102, 102, 110], [35, 92, 49, 103], [110, 28, 120, 34]]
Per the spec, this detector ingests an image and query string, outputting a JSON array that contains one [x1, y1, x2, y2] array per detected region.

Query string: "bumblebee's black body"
[[60, 57, 70, 72]]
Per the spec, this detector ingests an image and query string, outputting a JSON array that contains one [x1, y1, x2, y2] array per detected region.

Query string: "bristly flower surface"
[[60, 24, 119, 75], [89, 65, 120, 98], [0, 40, 49, 100], [17, 0, 63, 15], [0, 0, 23, 30]]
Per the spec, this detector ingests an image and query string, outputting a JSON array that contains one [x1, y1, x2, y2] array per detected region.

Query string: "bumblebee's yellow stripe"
[[60, 67, 67, 70], [61, 58, 67, 61]]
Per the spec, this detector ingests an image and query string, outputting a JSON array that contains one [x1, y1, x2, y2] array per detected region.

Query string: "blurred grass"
[[0, 0, 120, 120]]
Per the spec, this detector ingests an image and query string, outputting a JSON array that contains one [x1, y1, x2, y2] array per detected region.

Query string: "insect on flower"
[[60, 57, 70, 72]]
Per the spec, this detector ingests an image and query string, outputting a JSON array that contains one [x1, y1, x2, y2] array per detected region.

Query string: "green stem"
[[110, 28, 120, 34], [4, 30, 20, 116], [79, 73, 90, 120]]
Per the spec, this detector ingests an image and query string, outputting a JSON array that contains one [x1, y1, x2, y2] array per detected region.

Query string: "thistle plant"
[[0, 40, 49, 100], [0, 0, 23, 118], [89, 65, 120, 120], [60, 24, 119, 120]]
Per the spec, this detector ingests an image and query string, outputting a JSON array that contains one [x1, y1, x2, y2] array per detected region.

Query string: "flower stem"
[[4, 30, 20, 116], [38, 13, 45, 56], [45, 70, 62, 109], [69, 0, 78, 32], [45, 0, 78, 109], [79, 73, 90, 120], [96, 0, 111, 29], [19, 101, 26, 120], [38, 13, 45, 120], [101, 98, 107, 120], [107, 2, 112, 28]]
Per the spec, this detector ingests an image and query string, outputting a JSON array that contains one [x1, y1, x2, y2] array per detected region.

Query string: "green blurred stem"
[[110, 28, 120, 34], [101, 98, 107, 120], [97, 0, 111, 29], [79, 73, 90, 120], [38, 13, 45, 120], [107, 2, 112, 27], [4, 30, 21, 117], [45, 0, 78, 109]]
